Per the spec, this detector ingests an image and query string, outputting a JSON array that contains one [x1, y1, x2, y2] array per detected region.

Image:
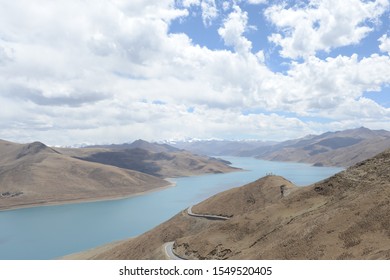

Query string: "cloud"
[[247, 0, 267, 4], [0, 45, 13, 65], [201, 0, 218, 26], [87, 33, 117, 57], [182, 0, 201, 7], [379, 34, 390, 54], [0, 0, 389, 145], [0, 101, 313, 145], [257, 54, 390, 116], [218, 5, 252, 54], [265, 0, 390, 59], [5, 85, 109, 107]]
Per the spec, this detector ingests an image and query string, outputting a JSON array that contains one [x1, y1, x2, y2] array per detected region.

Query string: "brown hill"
[[0, 140, 170, 211], [87, 139, 181, 153], [75, 148, 390, 260], [63, 142, 239, 178], [171, 139, 275, 156], [258, 127, 390, 167], [171, 127, 390, 168]]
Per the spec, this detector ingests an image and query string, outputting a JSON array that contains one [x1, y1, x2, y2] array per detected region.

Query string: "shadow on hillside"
[[76, 148, 162, 177]]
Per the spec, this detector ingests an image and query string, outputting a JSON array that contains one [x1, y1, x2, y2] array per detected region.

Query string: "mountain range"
[[2, 127, 389, 211], [171, 127, 390, 167]]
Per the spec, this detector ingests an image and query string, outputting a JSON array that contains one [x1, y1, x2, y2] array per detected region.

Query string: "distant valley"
[[172, 127, 390, 167]]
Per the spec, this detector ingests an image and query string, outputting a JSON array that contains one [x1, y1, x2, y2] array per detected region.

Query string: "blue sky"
[[0, 0, 389, 145], [170, 1, 286, 70], [170, 0, 390, 105]]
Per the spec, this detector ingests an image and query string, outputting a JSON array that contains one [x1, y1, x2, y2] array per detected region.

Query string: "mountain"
[[70, 140, 239, 178], [87, 139, 181, 154], [258, 127, 390, 167], [75, 148, 390, 259], [171, 127, 390, 167], [0, 140, 170, 210], [171, 140, 274, 156]]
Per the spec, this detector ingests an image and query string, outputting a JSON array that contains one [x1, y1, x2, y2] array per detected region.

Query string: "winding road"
[[164, 242, 187, 260], [187, 206, 230, 220], [164, 206, 230, 259]]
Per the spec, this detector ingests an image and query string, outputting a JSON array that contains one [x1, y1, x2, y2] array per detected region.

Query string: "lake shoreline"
[[0, 157, 340, 212], [58, 238, 132, 260], [0, 166, 245, 212], [0, 180, 177, 212]]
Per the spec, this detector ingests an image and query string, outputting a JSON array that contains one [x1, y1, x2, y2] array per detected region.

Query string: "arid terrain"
[[69, 148, 390, 260], [0, 139, 237, 210], [0, 140, 169, 210]]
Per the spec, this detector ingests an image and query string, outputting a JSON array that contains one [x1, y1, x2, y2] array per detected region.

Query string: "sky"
[[0, 0, 389, 146]]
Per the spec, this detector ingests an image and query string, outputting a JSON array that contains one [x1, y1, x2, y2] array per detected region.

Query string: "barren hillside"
[[0, 140, 170, 210], [258, 127, 390, 167]]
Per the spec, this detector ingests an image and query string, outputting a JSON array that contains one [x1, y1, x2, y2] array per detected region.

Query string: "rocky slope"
[[76, 148, 390, 260]]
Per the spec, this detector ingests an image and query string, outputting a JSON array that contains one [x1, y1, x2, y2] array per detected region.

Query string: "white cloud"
[[247, 0, 267, 4], [88, 33, 118, 57], [182, 0, 201, 7], [0, 44, 13, 65], [379, 34, 390, 54], [0, 100, 313, 145], [265, 0, 390, 59], [0, 0, 389, 145], [222, 1, 231, 11], [255, 50, 265, 63], [269, 54, 390, 118], [201, 0, 218, 26], [218, 5, 252, 54]]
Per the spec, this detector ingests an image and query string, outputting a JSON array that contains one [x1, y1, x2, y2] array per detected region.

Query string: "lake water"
[[0, 157, 342, 260]]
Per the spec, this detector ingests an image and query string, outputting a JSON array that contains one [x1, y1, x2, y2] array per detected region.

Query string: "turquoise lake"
[[0, 157, 343, 260]]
